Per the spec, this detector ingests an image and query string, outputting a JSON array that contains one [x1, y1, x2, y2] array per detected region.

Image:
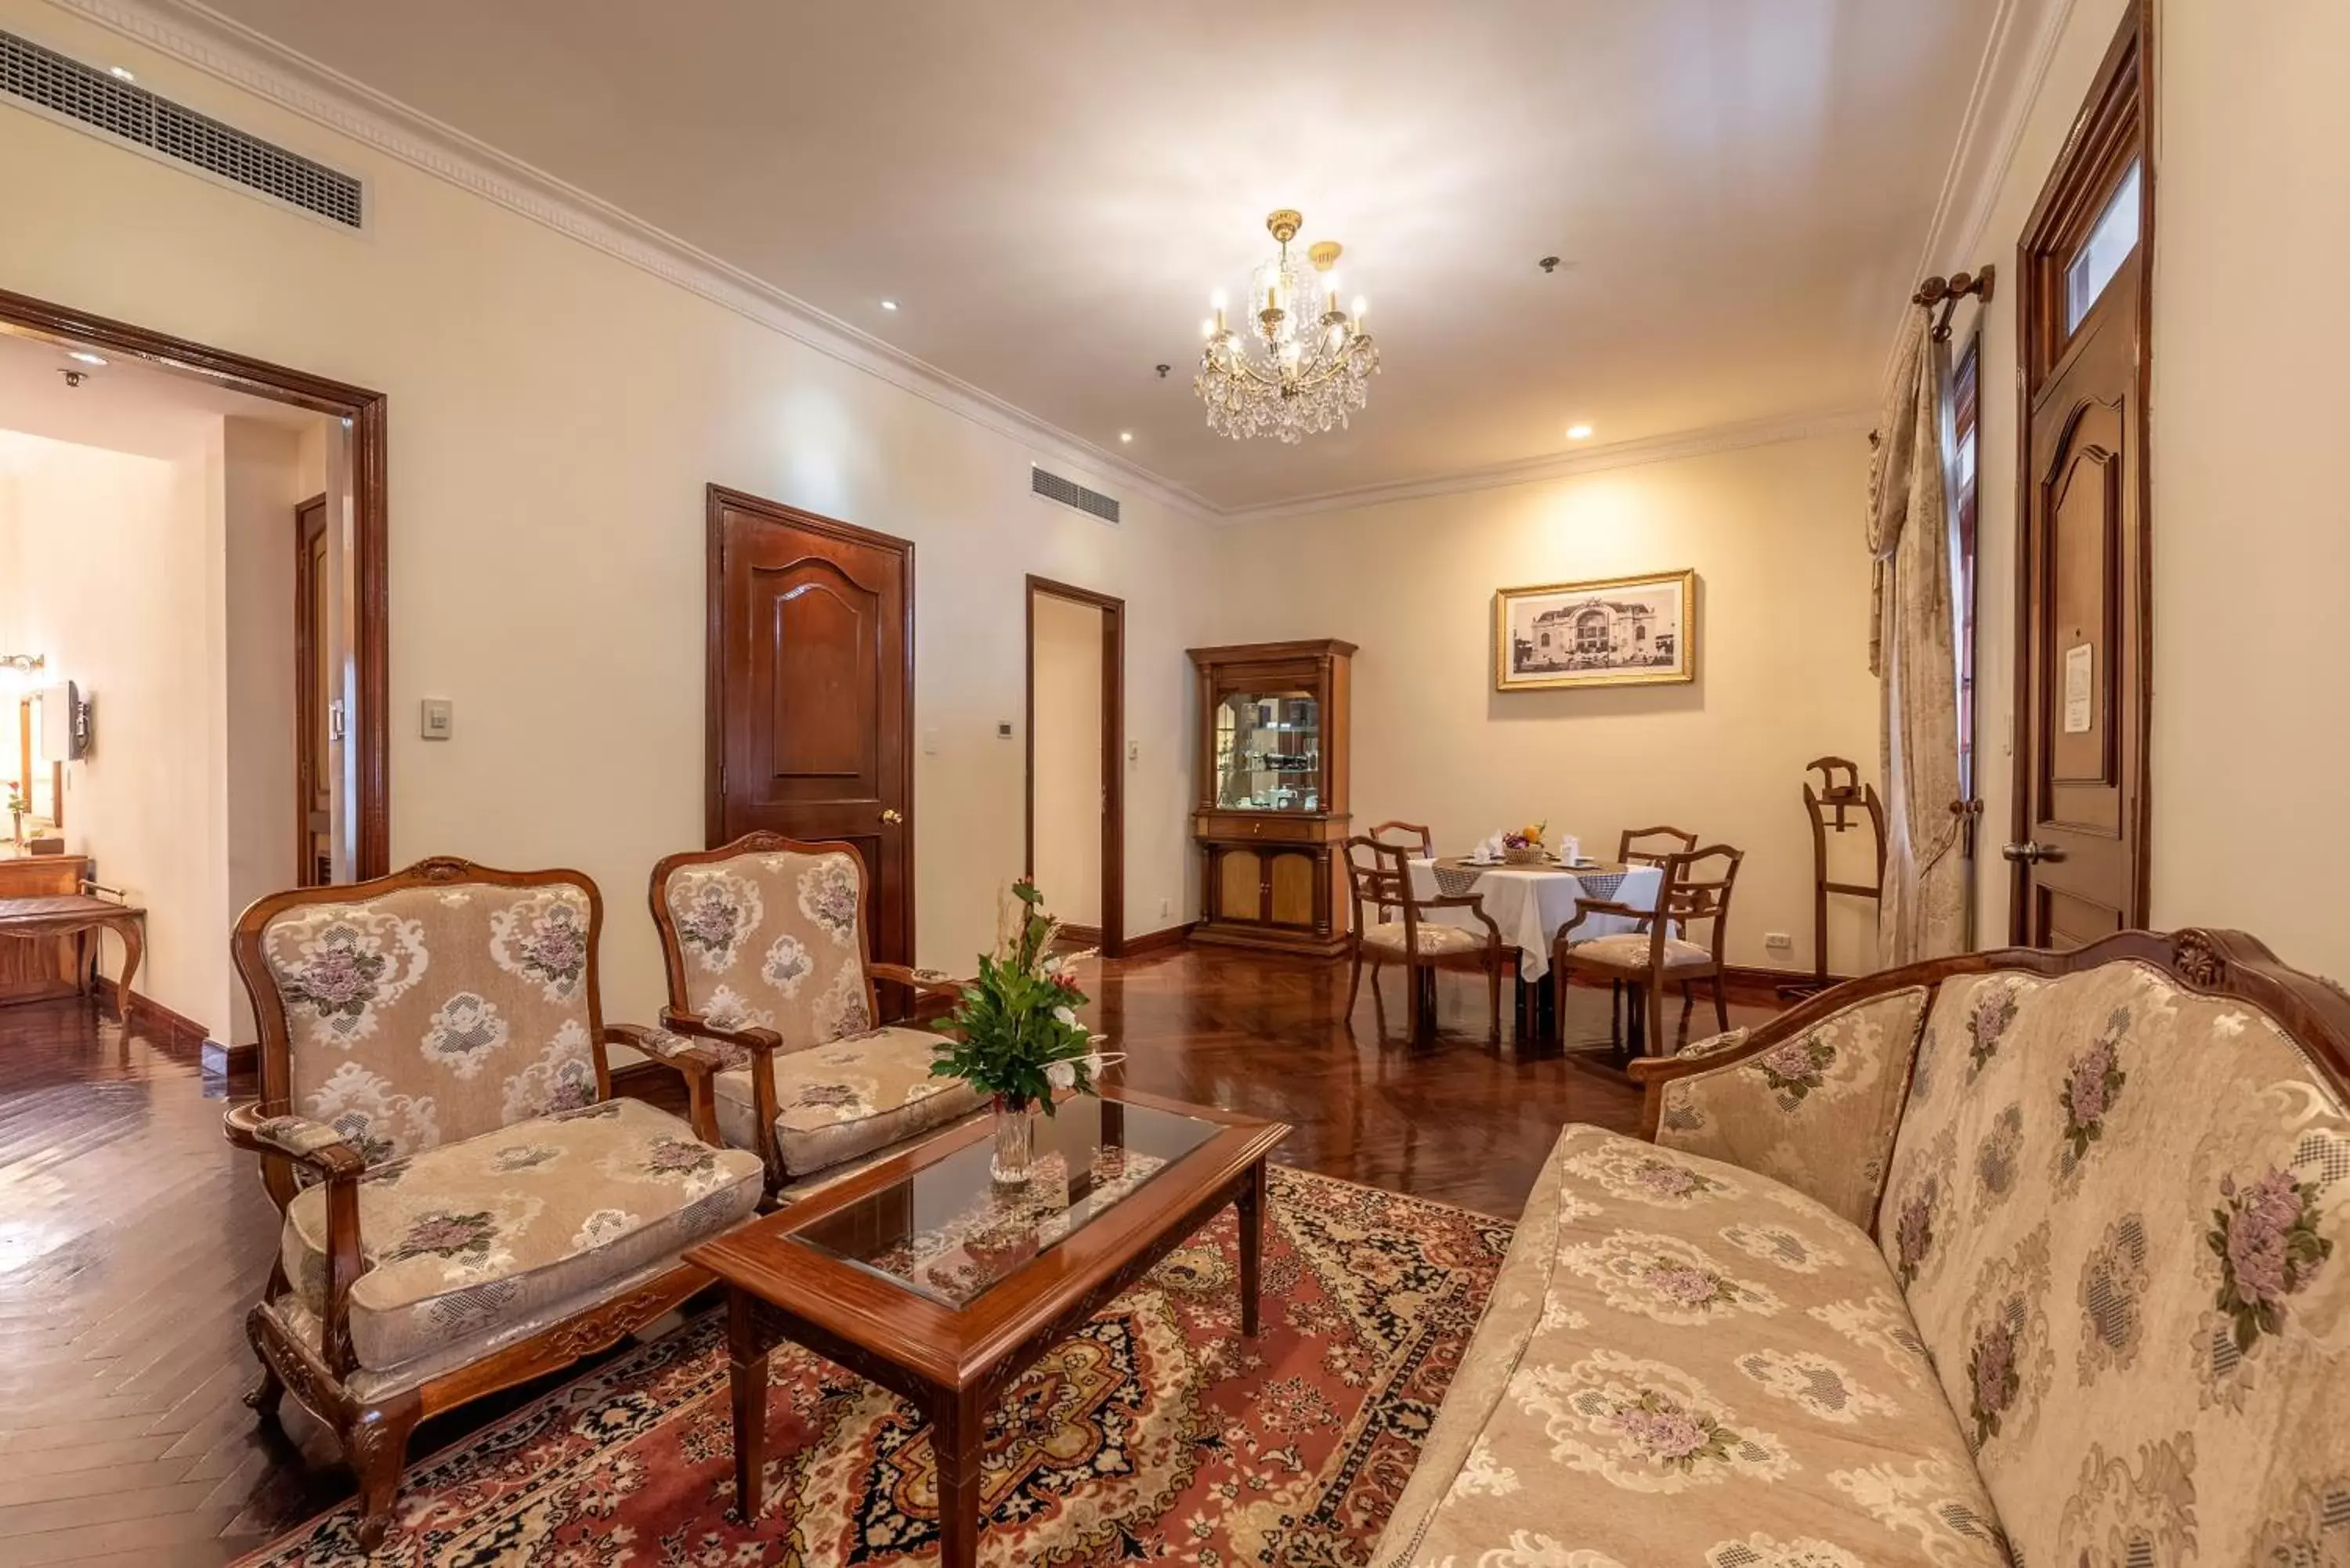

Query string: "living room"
[[0, 2, 2344, 1565]]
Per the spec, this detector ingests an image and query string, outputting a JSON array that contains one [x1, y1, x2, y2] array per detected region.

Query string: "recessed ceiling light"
[[1119, 432, 1133, 443], [108, 65, 136, 82], [880, 299, 898, 311], [1567, 424, 1593, 440], [67, 351, 108, 367]]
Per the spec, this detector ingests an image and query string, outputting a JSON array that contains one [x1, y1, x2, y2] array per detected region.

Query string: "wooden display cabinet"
[[1187, 639, 1354, 956]]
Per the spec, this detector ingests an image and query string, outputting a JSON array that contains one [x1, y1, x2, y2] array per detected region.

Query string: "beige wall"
[[0, 430, 230, 1032], [1029, 590, 1105, 929], [1212, 433, 1882, 975], [1957, 0, 2350, 979], [0, 0, 1211, 1018]]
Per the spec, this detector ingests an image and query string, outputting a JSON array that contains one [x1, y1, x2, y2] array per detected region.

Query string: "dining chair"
[[1553, 844, 1744, 1057], [1368, 820, 1436, 857], [1618, 824, 1699, 867], [1343, 835, 1506, 1040]]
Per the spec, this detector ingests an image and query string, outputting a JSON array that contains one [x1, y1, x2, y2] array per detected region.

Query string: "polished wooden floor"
[[0, 948, 1777, 1563]]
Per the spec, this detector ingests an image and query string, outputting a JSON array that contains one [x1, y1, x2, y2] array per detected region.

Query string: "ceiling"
[[0, 328, 318, 465], [165, 0, 1997, 511]]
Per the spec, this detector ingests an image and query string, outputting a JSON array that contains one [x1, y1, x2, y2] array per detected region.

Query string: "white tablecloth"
[[1405, 861, 1664, 981]]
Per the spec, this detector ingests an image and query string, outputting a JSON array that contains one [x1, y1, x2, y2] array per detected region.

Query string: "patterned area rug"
[[240, 1167, 1509, 1566]]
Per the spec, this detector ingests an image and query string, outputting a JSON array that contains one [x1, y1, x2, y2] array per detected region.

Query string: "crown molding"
[[1878, 0, 2080, 399], [34, 0, 1224, 521], [1211, 406, 1871, 527]]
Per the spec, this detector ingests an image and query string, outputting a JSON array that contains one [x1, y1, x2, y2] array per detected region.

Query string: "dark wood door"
[[2011, 13, 2150, 947], [707, 486, 914, 968], [294, 495, 333, 887]]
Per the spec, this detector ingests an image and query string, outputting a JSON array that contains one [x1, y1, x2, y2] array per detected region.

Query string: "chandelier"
[[1195, 208, 1379, 443]]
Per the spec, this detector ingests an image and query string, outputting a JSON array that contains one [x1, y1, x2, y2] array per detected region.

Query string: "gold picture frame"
[[1494, 569, 1697, 691]]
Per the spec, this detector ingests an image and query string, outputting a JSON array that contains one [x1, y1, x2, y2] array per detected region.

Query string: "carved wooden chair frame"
[[647, 830, 964, 1197], [1343, 834, 1507, 1040], [223, 855, 735, 1550], [1556, 843, 1744, 1055]]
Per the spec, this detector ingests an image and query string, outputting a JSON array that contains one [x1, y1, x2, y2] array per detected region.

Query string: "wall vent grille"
[[1031, 466, 1120, 525], [0, 29, 363, 228]]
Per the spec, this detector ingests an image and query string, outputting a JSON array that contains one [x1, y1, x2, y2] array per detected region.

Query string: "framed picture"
[[1493, 569, 1697, 691]]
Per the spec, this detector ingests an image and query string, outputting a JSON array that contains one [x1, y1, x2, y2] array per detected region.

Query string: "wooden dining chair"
[[1618, 824, 1699, 867], [1553, 844, 1744, 1057], [1343, 836, 1506, 1040], [1368, 820, 1436, 857]]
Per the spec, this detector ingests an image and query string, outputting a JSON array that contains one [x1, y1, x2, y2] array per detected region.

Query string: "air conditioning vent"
[[0, 29, 363, 229], [1031, 466, 1120, 525]]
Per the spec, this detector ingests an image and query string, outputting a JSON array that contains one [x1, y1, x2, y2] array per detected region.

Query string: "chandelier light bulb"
[[1210, 288, 1228, 310], [1193, 207, 1381, 443], [1353, 295, 1368, 321]]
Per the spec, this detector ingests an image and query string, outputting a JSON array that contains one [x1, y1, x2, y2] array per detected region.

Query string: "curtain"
[[1867, 313, 1966, 966]]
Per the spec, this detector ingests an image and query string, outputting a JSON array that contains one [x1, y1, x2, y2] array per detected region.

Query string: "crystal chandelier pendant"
[[1195, 208, 1379, 443]]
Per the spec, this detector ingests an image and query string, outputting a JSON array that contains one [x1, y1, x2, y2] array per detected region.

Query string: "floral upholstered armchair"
[[649, 832, 982, 1199], [222, 857, 765, 1550]]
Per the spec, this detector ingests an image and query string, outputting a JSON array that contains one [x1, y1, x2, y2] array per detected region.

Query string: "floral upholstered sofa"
[[1375, 928, 2350, 1567]]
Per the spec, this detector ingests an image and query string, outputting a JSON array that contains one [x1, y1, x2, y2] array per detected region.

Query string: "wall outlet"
[[1763, 931, 1794, 952], [420, 698, 454, 740]]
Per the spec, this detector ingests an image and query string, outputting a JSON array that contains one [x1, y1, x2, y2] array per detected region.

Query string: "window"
[[2063, 159, 2142, 332]]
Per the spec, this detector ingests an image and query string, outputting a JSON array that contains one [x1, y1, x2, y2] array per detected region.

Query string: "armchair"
[[1554, 843, 1744, 1058], [649, 832, 983, 1200], [1343, 834, 1506, 1039], [226, 857, 764, 1549]]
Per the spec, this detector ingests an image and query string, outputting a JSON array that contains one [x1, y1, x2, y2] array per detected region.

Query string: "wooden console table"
[[0, 890, 144, 1020]]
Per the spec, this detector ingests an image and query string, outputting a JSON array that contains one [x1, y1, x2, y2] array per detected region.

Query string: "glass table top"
[[788, 1097, 1224, 1310]]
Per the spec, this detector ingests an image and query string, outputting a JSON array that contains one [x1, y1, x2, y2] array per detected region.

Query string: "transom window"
[[2063, 158, 2142, 332]]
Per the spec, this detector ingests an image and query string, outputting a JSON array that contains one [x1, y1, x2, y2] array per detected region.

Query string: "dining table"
[[1405, 856, 1664, 1038]]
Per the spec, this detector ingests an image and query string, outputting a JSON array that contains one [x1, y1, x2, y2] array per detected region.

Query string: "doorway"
[[1025, 576, 1125, 956], [2006, 3, 2153, 945], [705, 484, 916, 970]]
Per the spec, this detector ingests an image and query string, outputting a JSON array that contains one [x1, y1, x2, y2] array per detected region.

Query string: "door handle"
[[2001, 840, 2066, 865], [880, 808, 904, 825]]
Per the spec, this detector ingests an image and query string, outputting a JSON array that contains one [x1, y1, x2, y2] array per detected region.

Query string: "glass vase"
[[989, 1095, 1036, 1185]]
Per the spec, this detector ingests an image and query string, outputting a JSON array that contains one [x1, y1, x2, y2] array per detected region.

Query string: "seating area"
[[6, 3, 2350, 1565]]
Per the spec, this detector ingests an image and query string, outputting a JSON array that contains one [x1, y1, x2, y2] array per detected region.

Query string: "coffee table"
[[682, 1086, 1291, 1566]]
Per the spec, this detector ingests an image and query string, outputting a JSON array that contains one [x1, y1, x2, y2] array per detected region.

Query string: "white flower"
[[1052, 1005, 1077, 1028], [1083, 1050, 1107, 1078], [1046, 1060, 1076, 1089]]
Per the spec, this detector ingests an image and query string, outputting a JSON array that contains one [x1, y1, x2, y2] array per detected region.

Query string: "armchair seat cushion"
[[1570, 930, 1715, 969], [712, 1025, 985, 1176], [1361, 920, 1485, 957], [280, 1097, 761, 1373]]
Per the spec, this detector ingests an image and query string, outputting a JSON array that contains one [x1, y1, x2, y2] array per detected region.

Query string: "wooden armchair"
[[225, 857, 764, 1548], [1555, 844, 1744, 1057], [1343, 835, 1506, 1039], [1618, 824, 1698, 866], [649, 831, 983, 1201], [1367, 819, 1436, 857]]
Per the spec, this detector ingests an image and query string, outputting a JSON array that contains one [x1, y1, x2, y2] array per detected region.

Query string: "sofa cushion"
[[1379, 1124, 2008, 1568], [711, 1025, 985, 1175], [281, 1097, 762, 1372], [1657, 985, 1931, 1229], [1879, 961, 2350, 1568]]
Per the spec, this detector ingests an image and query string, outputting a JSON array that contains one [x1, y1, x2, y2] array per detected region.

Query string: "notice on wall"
[[2063, 643, 2094, 734]]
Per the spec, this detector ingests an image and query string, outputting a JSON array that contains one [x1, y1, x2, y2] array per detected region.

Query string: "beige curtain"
[[1867, 314, 1966, 966]]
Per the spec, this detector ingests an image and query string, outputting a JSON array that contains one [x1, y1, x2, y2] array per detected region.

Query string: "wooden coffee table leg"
[[931, 1387, 982, 1568], [726, 1289, 771, 1523], [1236, 1158, 1267, 1337]]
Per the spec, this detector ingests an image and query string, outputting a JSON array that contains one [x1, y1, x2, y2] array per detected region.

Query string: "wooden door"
[[294, 496, 333, 887], [2009, 8, 2151, 946], [707, 486, 914, 968]]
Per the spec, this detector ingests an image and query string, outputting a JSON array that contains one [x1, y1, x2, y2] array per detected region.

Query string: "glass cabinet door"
[[1212, 689, 1321, 811]]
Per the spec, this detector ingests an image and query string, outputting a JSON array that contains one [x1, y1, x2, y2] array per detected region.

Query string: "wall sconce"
[[0, 654, 44, 675]]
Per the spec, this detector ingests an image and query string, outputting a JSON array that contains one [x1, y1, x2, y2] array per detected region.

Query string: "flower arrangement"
[[1502, 819, 1548, 865], [930, 880, 1106, 1114]]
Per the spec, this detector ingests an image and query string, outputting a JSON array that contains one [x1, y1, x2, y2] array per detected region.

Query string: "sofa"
[[1375, 928, 2350, 1567]]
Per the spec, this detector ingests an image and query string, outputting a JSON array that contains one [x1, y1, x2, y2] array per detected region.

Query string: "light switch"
[[421, 698, 454, 741], [923, 727, 940, 756], [1127, 739, 1140, 764]]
